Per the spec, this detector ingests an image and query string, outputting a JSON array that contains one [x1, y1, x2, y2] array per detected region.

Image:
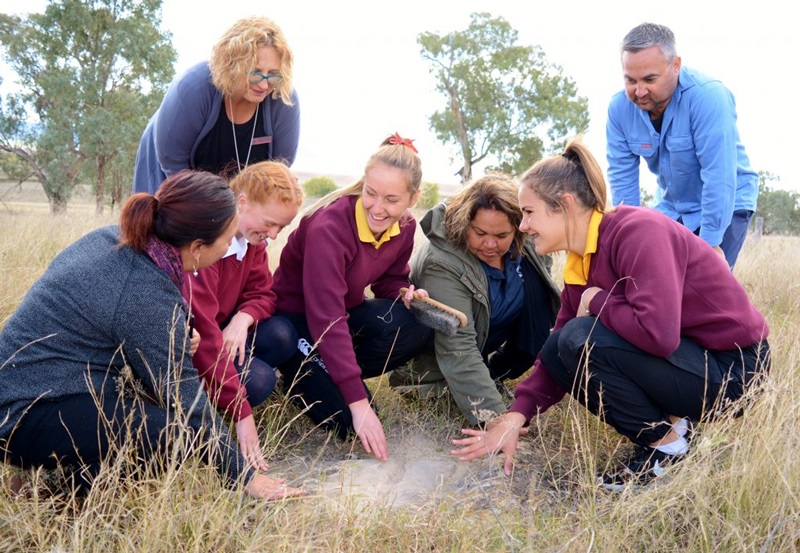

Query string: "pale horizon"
[[1, 0, 796, 193]]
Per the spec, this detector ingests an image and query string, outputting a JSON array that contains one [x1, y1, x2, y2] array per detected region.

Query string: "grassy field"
[[0, 187, 798, 552]]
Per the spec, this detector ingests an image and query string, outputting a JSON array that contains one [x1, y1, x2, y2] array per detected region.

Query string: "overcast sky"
[[1, 0, 797, 192]]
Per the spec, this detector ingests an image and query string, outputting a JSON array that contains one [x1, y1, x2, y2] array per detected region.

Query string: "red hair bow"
[[388, 132, 418, 153]]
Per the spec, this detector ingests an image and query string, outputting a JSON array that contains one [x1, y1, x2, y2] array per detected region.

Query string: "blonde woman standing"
[[134, 16, 299, 192]]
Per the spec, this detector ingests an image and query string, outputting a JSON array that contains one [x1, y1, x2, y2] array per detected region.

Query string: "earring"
[[192, 257, 199, 277]]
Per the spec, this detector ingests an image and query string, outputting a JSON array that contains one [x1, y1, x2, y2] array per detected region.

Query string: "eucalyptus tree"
[[419, 12, 589, 182], [0, 0, 175, 214], [755, 171, 800, 235]]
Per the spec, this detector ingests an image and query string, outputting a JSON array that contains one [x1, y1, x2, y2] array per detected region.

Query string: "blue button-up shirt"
[[606, 66, 758, 248]]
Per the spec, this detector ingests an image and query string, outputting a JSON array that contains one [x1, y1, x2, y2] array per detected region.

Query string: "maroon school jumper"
[[511, 205, 768, 420], [272, 195, 416, 405], [183, 241, 276, 421]]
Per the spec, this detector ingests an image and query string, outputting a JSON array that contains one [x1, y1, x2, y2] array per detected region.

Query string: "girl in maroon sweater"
[[272, 134, 433, 461], [452, 138, 770, 489], [185, 161, 303, 471]]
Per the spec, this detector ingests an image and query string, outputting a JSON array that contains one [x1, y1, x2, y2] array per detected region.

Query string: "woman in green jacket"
[[391, 174, 560, 425]]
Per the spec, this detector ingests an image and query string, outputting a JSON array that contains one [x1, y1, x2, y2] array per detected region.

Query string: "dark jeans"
[[682, 209, 753, 269], [541, 317, 770, 445], [3, 394, 173, 492], [277, 299, 433, 440], [233, 315, 297, 407], [719, 209, 754, 269]]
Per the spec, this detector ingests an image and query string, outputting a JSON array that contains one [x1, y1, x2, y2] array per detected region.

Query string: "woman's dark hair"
[[444, 173, 527, 259], [119, 171, 237, 252]]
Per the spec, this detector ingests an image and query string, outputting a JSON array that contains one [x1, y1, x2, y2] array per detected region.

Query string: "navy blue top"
[[481, 252, 524, 354]]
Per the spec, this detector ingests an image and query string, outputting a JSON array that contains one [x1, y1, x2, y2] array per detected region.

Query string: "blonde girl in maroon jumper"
[[272, 134, 434, 461]]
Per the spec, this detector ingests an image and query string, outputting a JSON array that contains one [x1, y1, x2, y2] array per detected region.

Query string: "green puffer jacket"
[[406, 203, 561, 425]]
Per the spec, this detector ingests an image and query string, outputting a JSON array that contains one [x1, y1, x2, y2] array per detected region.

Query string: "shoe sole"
[[597, 472, 672, 492]]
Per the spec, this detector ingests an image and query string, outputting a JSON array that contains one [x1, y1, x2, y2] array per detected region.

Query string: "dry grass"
[[1, 192, 798, 552]]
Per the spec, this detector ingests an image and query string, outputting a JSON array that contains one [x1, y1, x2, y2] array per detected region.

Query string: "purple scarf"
[[145, 235, 185, 290]]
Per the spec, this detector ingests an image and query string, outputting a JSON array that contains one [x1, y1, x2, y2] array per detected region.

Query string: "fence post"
[[752, 216, 763, 240]]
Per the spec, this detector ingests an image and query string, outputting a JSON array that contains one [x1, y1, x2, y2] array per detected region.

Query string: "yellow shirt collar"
[[563, 209, 604, 285], [355, 197, 400, 249]]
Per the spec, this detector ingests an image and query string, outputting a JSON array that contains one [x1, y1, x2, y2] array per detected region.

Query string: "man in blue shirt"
[[606, 22, 758, 269]]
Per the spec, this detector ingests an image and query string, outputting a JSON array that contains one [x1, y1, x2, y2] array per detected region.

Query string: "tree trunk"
[[460, 158, 472, 184], [95, 155, 106, 215], [48, 193, 68, 215], [42, 156, 81, 214], [446, 79, 472, 184], [753, 216, 763, 239]]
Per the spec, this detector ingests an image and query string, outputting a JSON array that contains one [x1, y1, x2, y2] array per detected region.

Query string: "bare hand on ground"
[[349, 398, 388, 461], [450, 411, 528, 475], [244, 472, 305, 501], [236, 414, 269, 471]]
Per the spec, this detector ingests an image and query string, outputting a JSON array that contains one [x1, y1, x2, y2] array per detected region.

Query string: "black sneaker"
[[599, 445, 685, 491]]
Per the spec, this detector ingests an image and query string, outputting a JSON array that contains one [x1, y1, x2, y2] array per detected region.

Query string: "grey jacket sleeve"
[[114, 276, 253, 486]]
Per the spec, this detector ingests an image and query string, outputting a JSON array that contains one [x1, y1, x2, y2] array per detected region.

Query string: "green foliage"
[[303, 176, 338, 197], [416, 181, 440, 209], [0, 88, 48, 193], [752, 171, 800, 235], [418, 12, 589, 182], [0, 150, 32, 182], [0, 0, 176, 214], [640, 186, 654, 207]]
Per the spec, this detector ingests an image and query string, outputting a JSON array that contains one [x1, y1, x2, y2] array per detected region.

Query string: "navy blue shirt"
[[481, 253, 524, 354]]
